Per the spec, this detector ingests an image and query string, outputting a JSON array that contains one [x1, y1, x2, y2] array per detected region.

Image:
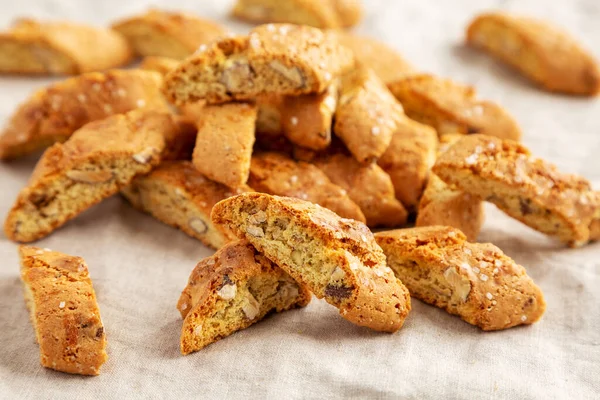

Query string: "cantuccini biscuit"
[[4, 110, 169, 243], [433, 134, 600, 247], [164, 24, 353, 104], [19, 246, 107, 375], [211, 193, 411, 332], [122, 161, 250, 249], [388, 74, 521, 141], [249, 151, 366, 222], [334, 67, 404, 163], [192, 102, 257, 188], [0, 18, 132, 75], [0, 69, 166, 160], [112, 9, 227, 60], [377, 115, 438, 211], [177, 240, 311, 354], [375, 226, 546, 331], [140, 56, 180, 76], [467, 12, 600, 96]]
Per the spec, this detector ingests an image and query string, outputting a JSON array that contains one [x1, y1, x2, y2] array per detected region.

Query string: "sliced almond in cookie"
[[249, 151, 366, 223], [433, 134, 600, 247], [334, 67, 404, 163], [211, 192, 411, 332], [0, 18, 133, 75], [164, 24, 353, 104], [19, 246, 108, 375], [112, 9, 227, 60], [375, 226, 546, 331], [467, 12, 600, 96], [4, 109, 171, 243], [192, 102, 257, 188], [388, 74, 521, 141], [177, 239, 310, 354], [0, 69, 166, 160], [122, 161, 251, 249]]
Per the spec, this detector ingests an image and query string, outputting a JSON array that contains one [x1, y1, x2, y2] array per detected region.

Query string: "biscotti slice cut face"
[[192, 102, 257, 188], [375, 226, 546, 331], [388, 74, 521, 141], [122, 161, 251, 249], [164, 24, 353, 104], [334, 67, 404, 164], [466, 13, 600, 96], [0, 69, 166, 160], [112, 9, 227, 60], [0, 18, 132, 75], [19, 246, 107, 375], [211, 193, 411, 332], [249, 151, 366, 223], [4, 110, 169, 243], [433, 134, 599, 247], [177, 240, 311, 354]]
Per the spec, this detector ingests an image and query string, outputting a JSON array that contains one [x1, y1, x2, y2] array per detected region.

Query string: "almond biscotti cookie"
[[467, 13, 600, 96], [334, 67, 404, 163], [0, 18, 132, 75], [375, 226, 545, 331], [112, 9, 227, 60], [164, 24, 353, 104], [388, 74, 521, 141], [19, 246, 107, 375], [0, 69, 166, 160], [377, 115, 438, 211], [192, 102, 257, 188], [312, 152, 408, 227], [211, 193, 411, 332], [140, 56, 180, 76], [249, 151, 366, 222], [416, 134, 484, 241], [122, 161, 250, 249], [177, 239, 310, 354], [4, 110, 169, 243], [433, 134, 600, 247]]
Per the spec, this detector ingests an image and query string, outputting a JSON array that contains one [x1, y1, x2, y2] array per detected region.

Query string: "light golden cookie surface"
[[140, 56, 180, 76]]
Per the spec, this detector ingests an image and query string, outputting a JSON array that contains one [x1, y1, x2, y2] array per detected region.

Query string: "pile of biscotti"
[[2, 1, 600, 376]]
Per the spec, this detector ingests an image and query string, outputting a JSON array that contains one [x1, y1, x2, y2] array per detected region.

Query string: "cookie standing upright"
[[433, 134, 600, 247], [19, 246, 108, 375], [211, 193, 412, 332], [177, 240, 311, 354], [0, 18, 132, 75], [112, 9, 227, 60], [164, 24, 354, 104], [467, 12, 600, 96], [375, 226, 546, 331], [0, 69, 166, 160]]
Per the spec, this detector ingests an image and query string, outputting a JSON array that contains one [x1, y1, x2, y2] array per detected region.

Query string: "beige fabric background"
[[1, 0, 599, 398]]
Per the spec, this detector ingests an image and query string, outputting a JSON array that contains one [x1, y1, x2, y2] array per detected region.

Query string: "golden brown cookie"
[[177, 240, 311, 354], [139, 56, 180, 76], [377, 115, 438, 211], [312, 151, 408, 227], [192, 102, 257, 188], [416, 134, 484, 241], [433, 134, 600, 247], [211, 193, 411, 332], [0, 18, 132, 75], [388, 74, 522, 141], [0, 69, 166, 160], [164, 24, 353, 104], [112, 9, 227, 60], [19, 246, 107, 375], [122, 161, 251, 249], [375, 226, 546, 331], [255, 95, 284, 136], [249, 151, 366, 222], [4, 110, 170, 243], [334, 67, 404, 163], [467, 12, 600, 96]]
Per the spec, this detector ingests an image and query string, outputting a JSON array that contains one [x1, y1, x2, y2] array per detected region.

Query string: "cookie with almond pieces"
[[211, 193, 411, 332]]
